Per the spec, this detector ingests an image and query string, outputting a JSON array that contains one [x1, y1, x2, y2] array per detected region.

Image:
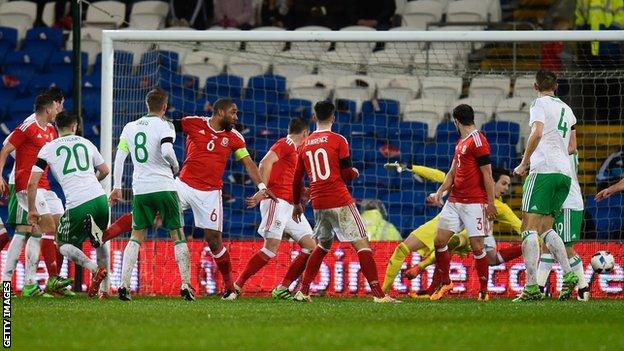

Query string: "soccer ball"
[[590, 251, 615, 273]]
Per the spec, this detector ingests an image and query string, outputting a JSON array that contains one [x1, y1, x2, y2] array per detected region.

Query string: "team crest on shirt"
[[275, 220, 282, 228], [461, 145, 467, 154], [221, 137, 229, 147]]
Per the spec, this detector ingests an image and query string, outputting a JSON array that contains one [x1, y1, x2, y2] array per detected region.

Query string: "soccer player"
[[110, 88, 193, 301], [381, 165, 523, 295], [235, 117, 316, 300], [169, 98, 277, 300], [513, 70, 579, 302], [26, 112, 109, 297], [428, 104, 497, 301], [535, 83, 589, 301], [291, 101, 397, 303], [0, 94, 69, 297]]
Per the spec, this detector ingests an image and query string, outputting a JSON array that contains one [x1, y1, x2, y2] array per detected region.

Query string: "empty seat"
[[227, 53, 270, 85], [429, 26, 478, 56], [48, 51, 88, 76], [421, 76, 462, 104], [94, 50, 134, 77], [469, 74, 511, 104], [206, 26, 241, 51], [22, 28, 64, 62], [273, 62, 314, 84], [289, 75, 333, 102], [373, 74, 420, 113], [28, 73, 72, 95], [413, 49, 461, 73], [245, 26, 285, 54], [446, 0, 489, 22], [4, 51, 47, 85], [336, 26, 377, 54], [451, 96, 495, 128], [245, 74, 286, 103], [85, 0, 126, 28], [367, 49, 412, 73], [334, 75, 376, 114], [513, 75, 536, 99], [283, 26, 332, 60], [401, 0, 444, 29], [495, 97, 532, 145], [403, 98, 449, 138], [160, 72, 199, 100], [205, 74, 243, 99], [320, 50, 368, 67], [131, 1, 169, 17], [114, 36, 152, 66], [0, 1, 35, 41], [482, 120, 520, 147], [182, 51, 227, 87], [130, 14, 164, 29], [0, 26, 17, 64], [67, 26, 102, 66]]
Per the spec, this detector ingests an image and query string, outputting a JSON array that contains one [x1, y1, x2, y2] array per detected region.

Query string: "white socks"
[[536, 253, 554, 287], [24, 235, 42, 285], [2, 234, 25, 282], [59, 244, 98, 273], [521, 230, 540, 286], [96, 242, 111, 293], [541, 229, 572, 273], [570, 255, 588, 289], [121, 240, 140, 289], [174, 241, 191, 286]]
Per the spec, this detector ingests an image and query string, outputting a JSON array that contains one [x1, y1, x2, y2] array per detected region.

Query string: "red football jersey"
[[8, 119, 57, 192], [293, 130, 353, 209], [449, 130, 491, 204], [178, 116, 247, 191], [267, 137, 298, 204]]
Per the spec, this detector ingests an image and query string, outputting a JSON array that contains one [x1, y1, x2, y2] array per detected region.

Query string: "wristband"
[[258, 182, 267, 191]]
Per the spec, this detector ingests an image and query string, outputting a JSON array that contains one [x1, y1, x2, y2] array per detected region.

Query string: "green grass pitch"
[[11, 296, 624, 350]]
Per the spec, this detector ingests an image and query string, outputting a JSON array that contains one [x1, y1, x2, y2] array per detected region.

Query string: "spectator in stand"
[[291, 0, 347, 30], [360, 200, 402, 242], [170, 0, 213, 29], [575, 0, 624, 121], [260, 0, 291, 28], [214, 0, 253, 29], [345, 0, 396, 30]]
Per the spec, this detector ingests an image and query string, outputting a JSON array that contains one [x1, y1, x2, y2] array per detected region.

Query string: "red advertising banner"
[[5, 240, 624, 298]]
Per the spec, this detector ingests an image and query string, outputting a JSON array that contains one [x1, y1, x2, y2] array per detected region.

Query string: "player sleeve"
[[160, 122, 179, 173], [496, 201, 522, 235], [231, 131, 250, 161], [473, 134, 492, 167], [89, 141, 105, 167], [338, 136, 359, 182], [269, 140, 286, 160], [529, 100, 546, 127], [7, 128, 26, 148], [31, 145, 49, 173], [292, 152, 306, 204]]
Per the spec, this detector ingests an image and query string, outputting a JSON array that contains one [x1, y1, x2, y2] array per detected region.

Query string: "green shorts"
[[57, 195, 109, 247], [7, 184, 27, 227], [554, 208, 583, 245], [521, 173, 571, 217], [132, 191, 181, 231]]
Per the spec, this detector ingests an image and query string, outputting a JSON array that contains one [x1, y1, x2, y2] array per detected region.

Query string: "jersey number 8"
[[134, 132, 149, 163]]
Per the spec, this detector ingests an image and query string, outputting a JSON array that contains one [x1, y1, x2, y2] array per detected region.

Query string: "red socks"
[[357, 249, 385, 298], [299, 246, 328, 295], [41, 238, 59, 277], [235, 248, 273, 289], [474, 250, 489, 292], [213, 246, 234, 291], [103, 213, 133, 242], [497, 245, 523, 264], [0, 232, 10, 251], [281, 250, 311, 288], [434, 246, 451, 285]]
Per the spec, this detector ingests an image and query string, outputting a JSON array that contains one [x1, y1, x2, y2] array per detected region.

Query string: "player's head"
[[492, 168, 512, 197], [145, 87, 168, 116], [534, 69, 558, 93], [288, 117, 309, 138], [42, 86, 65, 114], [313, 100, 335, 124], [55, 111, 79, 135], [452, 104, 475, 127], [34, 94, 58, 121], [213, 98, 238, 131]]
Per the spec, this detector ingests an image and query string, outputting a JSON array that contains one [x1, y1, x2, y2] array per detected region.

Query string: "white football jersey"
[[119, 115, 176, 195], [36, 135, 105, 209], [6, 113, 35, 185], [562, 152, 584, 211], [528, 96, 575, 177]]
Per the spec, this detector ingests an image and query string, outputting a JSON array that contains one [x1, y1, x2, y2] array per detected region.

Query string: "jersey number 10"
[[305, 149, 330, 182]]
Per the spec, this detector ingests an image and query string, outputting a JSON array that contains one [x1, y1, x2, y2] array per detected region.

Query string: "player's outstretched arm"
[[568, 128, 577, 155], [0, 142, 16, 192], [596, 178, 624, 202], [479, 163, 498, 219], [514, 121, 543, 176], [160, 138, 180, 174], [239, 155, 278, 202], [26, 165, 44, 227], [245, 150, 278, 208]]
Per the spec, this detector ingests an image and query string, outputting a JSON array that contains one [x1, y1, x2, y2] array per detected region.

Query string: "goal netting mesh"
[[103, 31, 624, 298]]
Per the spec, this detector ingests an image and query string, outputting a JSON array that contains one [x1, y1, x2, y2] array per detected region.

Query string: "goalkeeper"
[[382, 163, 524, 295]]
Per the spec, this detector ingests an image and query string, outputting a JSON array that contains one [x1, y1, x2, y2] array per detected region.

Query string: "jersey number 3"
[[305, 149, 330, 182]]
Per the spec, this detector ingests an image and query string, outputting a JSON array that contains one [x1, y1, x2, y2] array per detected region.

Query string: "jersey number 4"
[[305, 149, 330, 182], [557, 108, 568, 138], [56, 144, 90, 175]]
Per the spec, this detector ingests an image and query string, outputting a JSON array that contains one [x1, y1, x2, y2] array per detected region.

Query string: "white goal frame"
[[100, 29, 624, 192]]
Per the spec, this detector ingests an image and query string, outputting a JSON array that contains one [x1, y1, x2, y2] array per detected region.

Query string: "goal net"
[[101, 29, 624, 298]]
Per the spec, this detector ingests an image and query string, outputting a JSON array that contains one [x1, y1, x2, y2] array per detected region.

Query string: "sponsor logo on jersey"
[[199, 130, 205, 135], [221, 138, 229, 147]]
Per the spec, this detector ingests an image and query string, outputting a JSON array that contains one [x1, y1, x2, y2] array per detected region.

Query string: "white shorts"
[[175, 178, 222, 231], [313, 203, 367, 243], [17, 189, 64, 216], [438, 201, 492, 238], [484, 235, 497, 252], [258, 199, 313, 242]]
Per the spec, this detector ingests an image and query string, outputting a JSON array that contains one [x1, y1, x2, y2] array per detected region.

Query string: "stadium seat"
[[361, 112, 400, 129], [495, 97, 531, 144], [336, 26, 377, 54], [469, 75, 511, 102], [351, 186, 388, 202], [334, 75, 376, 114], [435, 121, 459, 143], [413, 49, 461, 73], [429, 26, 480, 56], [131, 1, 169, 17], [130, 14, 165, 29], [139, 50, 179, 73], [227, 53, 270, 86], [67, 26, 102, 66], [3, 52, 42, 90], [82, 89, 101, 121], [451, 96, 494, 128], [366, 48, 412, 73], [386, 191, 427, 215], [205, 74, 244, 99], [386, 121, 428, 144], [282, 26, 332, 60], [362, 99, 400, 116], [94, 50, 134, 77], [403, 98, 449, 138], [586, 195, 624, 240], [245, 74, 286, 103], [0, 1, 35, 40], [25, 27, 64, 48], [277, 98, 312, 118], [373, 73, 420, 113], [245, 26, 286, 54], [9, 97, 35, 119], [489, 143, 516, 168], [182, 50, 226, 87], [513, 75, 536, 99], [422, 142, 454, 169], [114, 38, 152, 66], [273, 62, 314, 85], [420, 76, 462, 104], [446, 0, 490, 22], [482, 120, 520, 146], [288, 75, 332, 103], [401, 0, 444, 29], [48, 51, 88, 76], [28, 73, 72, 96], [204, 26, 242, 51], [160, 72, 199, 101], [85, 0, 126, 28]]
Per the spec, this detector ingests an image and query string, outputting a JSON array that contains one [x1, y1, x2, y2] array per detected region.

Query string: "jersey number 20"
[[56, 144, 90, 175]]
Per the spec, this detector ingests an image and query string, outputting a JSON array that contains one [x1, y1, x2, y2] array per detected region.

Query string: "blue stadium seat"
[[245, 74, 286, 103], [277, 98, 312, 118], [94, 51, 134, 77], [436, 121, 459, 143], [83, 71, 102, 89], [168, 95, 200, 119], [3, 51, 45, 89], [239, 99, 278, 118], [342, 123, 382, 137], [82, 89, 101, 121], [361, 99, 400, 116], [335, 99, 357, 120], [0, 27, 17, 64], [334, 110, 352, 125], [586, 195, 624, 239], [0, 87, 18, 111], [386, 121, 428, 143], [9, 98, 35, 119], [482, 120, 520, 146], [422, 143, 454, 169], [361, 112, 400, 128], [205, 74, 243, 99], [386, 191, 427, 215], [349, 135, 381, 165], [159, 72, 199, 101], [22, 28, 63, 64], [490, 143, 517, 169], [351, 186, 388, 202], [48, 51, 88, 76], [139, 50, 179, 74], [28, 73, 72, 95]]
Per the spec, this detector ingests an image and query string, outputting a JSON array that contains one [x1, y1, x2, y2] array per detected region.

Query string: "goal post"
[[100, 29, 624, 297]]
